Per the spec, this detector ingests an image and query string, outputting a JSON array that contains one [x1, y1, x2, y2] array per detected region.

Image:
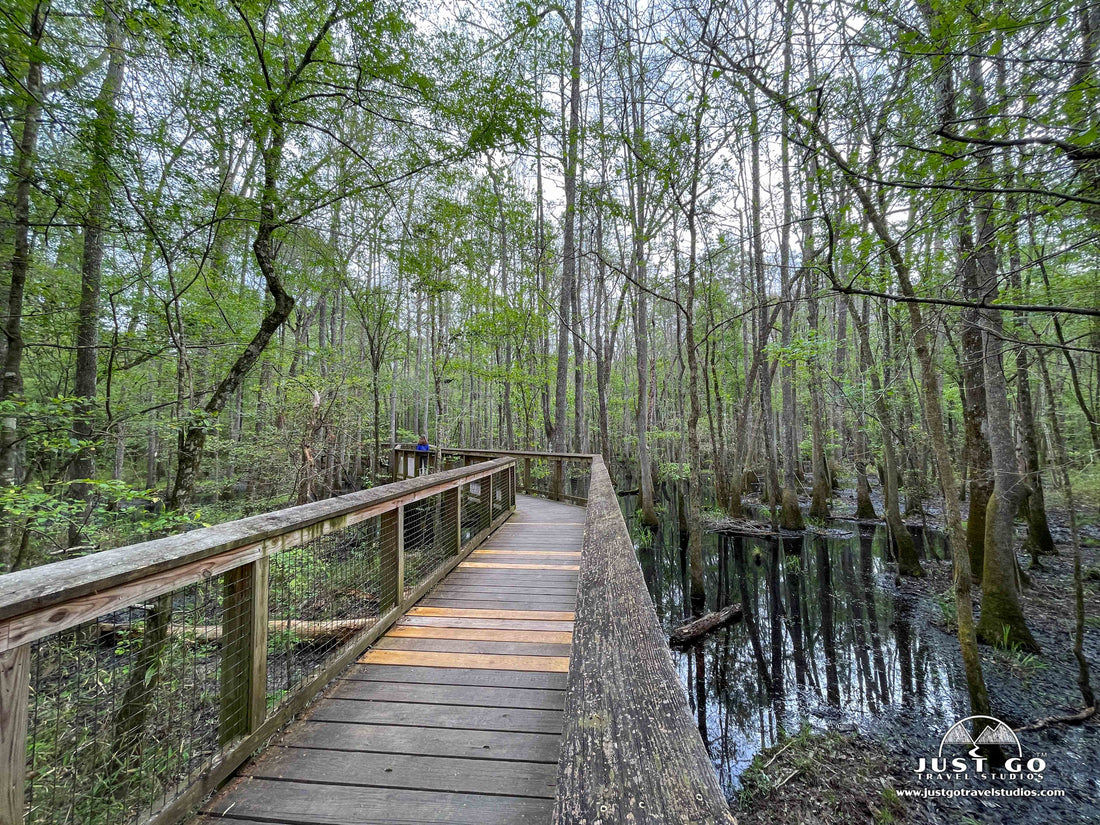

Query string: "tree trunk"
[[777, 10, 803, 531], [168, 112, 295, 510], [552, 0, 581, 460], [69, 2, 127, 548], [1036, 350, 1094, 708], [844, 297, 921, 576], [849, 298, 878, 520], [953, 201, 995, 581], [0, 1, 46, 570], [967, 56, 1037, 651], [749, 92, 781, 523]]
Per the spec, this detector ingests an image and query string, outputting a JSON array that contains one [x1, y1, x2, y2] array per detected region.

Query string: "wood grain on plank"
[[433, 578, 578, 587], [418, 601, 576, 613], [285, 720, 563, 761], [329, 678, 566, 710], [422, 593, 577, 605], [429, 585, 578, 597], [201, 778, 552, 824], [310, 698, 564, 735], [399, 616, 575, 631], [458, 562, 580, 570], [408, 606, 574, 621], [342, 664, 567, 690], [553, 456, 734, 824], [374, 637, 572, 657], [472, 550, 581, 557], [359, 649, 569, 672], [242, 748, 559, 798], [387, 626, 573, 644], [499, 523, 585, 530], [0, 645, 29, 825], [478, 544, 581, 549]]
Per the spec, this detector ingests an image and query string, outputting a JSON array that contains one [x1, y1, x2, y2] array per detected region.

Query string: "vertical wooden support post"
[[220, 557, 269, 744], [249, 558, 270, 729], [523, 457, 531, 495], [485, 472, 494, 526], [551, 458, 563, 501], [442, 487, 460, 555], [1, 645, 29, 825], [380, 505, 404, 610], [509, 465, 516, 510]]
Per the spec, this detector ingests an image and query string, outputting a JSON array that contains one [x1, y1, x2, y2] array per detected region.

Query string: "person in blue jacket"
[[415, 434, 431, 475]]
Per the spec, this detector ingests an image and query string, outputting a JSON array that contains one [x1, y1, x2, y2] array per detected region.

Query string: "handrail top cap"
[[0, 456, 514, 624]]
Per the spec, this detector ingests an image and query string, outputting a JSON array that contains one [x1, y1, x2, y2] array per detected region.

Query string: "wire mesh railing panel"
[[491, 470, 508, 520], [26, 576, 233, 825], [520, 457, 550, 498], [564, 460, 592, 501], [11, 459, 518, 825], [461, 479, 490, 545], [403, 491, 459, 598], [514, 457, 592, 502], [266, 515, 391, 712]]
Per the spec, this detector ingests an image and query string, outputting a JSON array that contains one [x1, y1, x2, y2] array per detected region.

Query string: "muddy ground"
[[734, 492, 1100, 825]]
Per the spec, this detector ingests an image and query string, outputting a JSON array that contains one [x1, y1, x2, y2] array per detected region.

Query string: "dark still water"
[[620, 485, 1100, 823]]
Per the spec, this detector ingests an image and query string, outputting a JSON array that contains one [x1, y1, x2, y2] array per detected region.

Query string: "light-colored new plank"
[[499, 523, 585, 530], [399, 616, 575, 631], [455, 567, 580, 572], [387, 626, 573, 644], [473, 550, 581, 557], [408, 606, 575, 621], [359, 649, 570, 673]]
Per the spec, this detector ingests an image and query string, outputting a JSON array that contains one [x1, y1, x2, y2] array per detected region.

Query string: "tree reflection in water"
[[624, 491, 962, 796]]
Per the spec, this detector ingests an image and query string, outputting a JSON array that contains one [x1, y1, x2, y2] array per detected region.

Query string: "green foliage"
[[658, 461, 691, 481], [994, 626, 1048, 677], [936, 588, 958, 632]]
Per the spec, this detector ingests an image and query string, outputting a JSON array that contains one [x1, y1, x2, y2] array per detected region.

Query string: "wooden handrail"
[[554, 455, 733, 824], [393, 447, 592, 504], [0, 457, 511, 635], [394, 445, 596, 461], [0, 458, 517, 825]]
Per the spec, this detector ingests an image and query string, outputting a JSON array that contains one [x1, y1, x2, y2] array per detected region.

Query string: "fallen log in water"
[[669, 603, 742, 647]]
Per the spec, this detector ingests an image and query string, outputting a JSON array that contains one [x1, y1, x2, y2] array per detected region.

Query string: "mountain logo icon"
[[938, 715, 1022, 758]]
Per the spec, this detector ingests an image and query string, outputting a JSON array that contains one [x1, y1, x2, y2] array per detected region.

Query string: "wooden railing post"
[[1, 645, 29, 825], [508, 466, 516, 510], [380, 505, 404, 610], [551, 458, 563, 501], [220, 556, 269, 744]]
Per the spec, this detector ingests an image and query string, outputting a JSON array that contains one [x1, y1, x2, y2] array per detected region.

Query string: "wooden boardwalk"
[[197, 495, 583, 825]]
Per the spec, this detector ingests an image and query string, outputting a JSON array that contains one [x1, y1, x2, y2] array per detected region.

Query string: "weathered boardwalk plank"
[[199, 494, 582, 825]]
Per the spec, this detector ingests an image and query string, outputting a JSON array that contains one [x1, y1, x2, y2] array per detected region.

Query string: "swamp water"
[[622, 487, 1100, 823]]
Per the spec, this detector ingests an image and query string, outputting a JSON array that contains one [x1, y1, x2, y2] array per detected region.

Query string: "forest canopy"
[[0, 0, 1096, 621]]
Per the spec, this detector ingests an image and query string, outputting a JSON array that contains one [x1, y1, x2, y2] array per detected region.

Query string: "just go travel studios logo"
[[897, 715, 1067, 800]]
